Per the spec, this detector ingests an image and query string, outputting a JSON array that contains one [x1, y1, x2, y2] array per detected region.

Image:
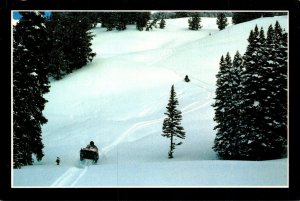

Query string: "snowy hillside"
[[13, 16, 288, 187]]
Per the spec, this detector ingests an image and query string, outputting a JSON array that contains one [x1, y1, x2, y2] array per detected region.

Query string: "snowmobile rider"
[[87, 141, 98, 150], [56, 157, 60, 165]]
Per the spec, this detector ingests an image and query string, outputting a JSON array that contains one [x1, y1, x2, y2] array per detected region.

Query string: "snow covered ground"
[[12, 15, 288, 187]]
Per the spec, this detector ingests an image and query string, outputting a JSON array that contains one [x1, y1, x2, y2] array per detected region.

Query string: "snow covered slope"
[[13, 16, 288, 187]]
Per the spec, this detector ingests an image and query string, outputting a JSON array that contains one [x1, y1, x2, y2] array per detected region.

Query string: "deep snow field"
[[13, 15, 288, 187]]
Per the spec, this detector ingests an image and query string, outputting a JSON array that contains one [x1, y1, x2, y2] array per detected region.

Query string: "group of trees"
[[188, 12, 228, 31], [232, 12, 286, 24], [212, 21, 287, 160], [152, 12, 232, 19], [46, 12, 96, 79], [93, 12, 228, 32], [13, 12, 96, 168], [95, 12, 166, 31]]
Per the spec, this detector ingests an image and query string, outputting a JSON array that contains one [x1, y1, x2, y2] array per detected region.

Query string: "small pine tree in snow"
[[188, 13, 202, 30], [216, 13, 228, 30], [162, 85, 185, 159], [159, 18, 166, 29]]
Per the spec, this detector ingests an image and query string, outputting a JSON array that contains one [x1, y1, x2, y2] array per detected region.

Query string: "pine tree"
[[46, 13, 68, 80], [116, 12, 128, 31], [162, 85, 185, 159], [188, 13, 202, 30], [237, 26, 268, 160], [101, 12, 117, 31], [136, 12, 151, 31], [159, 18, 166, 29], [145, 18, 159, 31], [216, 13, 228, 30], [213, 51, 244, 159], [212, 53, 238, 159], [262, 22, 288, 158], [13, 12, 50, 168]]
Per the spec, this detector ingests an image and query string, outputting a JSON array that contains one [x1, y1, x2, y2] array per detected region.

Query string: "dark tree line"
[[96, 12, 166, 31], [173, 12, 233, 18], [232, 12, 286, 24], [13, 12, 96, 168], [212, 21, 287, 160]]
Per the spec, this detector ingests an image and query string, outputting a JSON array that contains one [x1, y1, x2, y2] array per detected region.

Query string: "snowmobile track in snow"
[[51, 166, 88, 187], [102, 85, 214, 154]]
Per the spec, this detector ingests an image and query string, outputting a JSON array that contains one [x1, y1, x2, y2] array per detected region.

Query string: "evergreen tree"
[[159, 18, 166, 29], [162, 85, 185, 159], [145, 18, 159, 31], [46, 13, 68, 80], [101, 12, 117, 30], [212, 51, 244, 159], [136, 12, 151, 31], [188, 13, 202, 30], [238, 26, 274, 160], [262, 22, 288, 157], [212, 53, 235, 158], [116, 12, 128, 31], [126, 12, 138, 24], [216, 13, 228, 30], [13, 12, 50, 168]]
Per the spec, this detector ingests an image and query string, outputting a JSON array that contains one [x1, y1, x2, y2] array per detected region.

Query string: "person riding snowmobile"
[[86, 141, 98, 150]]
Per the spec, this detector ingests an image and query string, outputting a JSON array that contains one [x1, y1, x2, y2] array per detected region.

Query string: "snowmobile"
[[80, 146, 99, 163]]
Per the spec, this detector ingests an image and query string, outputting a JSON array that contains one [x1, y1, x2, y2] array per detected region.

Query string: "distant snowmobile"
[[80, 141, 99, 163]]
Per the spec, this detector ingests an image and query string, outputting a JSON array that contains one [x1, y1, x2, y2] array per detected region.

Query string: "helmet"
[[90, 141, 94, 146]]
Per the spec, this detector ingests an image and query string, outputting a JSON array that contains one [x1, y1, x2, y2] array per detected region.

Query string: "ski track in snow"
[[51, 166, 88, 187]]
